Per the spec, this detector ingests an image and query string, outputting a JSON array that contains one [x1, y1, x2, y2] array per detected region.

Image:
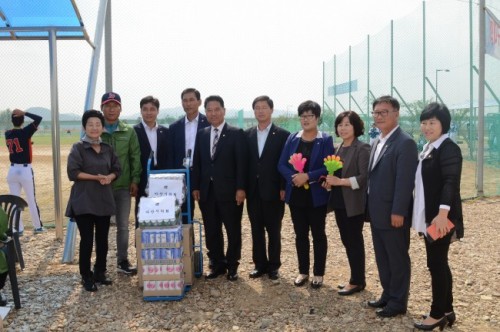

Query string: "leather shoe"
[[205, 268, 226, 279], [311, 276, 323, 289], [249, 269, 266, 279], [376, 307, 406, 318], [227, 269, 238, 281], [94, 272, 113, 285], [422, 312, 456, 328], [268, 270, 279, 280], [367, 299, 387, 308], [294, 274, 309, 286], [338, 284, 365, 296]]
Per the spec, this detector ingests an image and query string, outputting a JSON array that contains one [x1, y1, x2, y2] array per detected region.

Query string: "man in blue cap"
[[100, 92, 142, 275]]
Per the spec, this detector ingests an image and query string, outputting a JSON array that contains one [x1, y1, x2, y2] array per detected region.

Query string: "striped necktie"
[[212, 128, 219, 158]]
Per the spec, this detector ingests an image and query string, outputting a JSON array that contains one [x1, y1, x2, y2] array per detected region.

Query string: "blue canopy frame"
[[0, 0, 109, 239]]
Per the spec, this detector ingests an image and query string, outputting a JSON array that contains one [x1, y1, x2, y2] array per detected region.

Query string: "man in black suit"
[[133, 96, 169, 227], [245, 96, 289, 280], [167, 88, 209, 223], [192, 95, 247, 281], [366, 95, 418, 318]]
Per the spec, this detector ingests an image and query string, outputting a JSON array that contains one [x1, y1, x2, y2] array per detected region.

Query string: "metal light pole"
[[435, 69, 450, 100]]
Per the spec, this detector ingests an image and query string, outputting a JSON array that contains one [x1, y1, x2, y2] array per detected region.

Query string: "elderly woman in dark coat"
[[66, 110, 121, 292]]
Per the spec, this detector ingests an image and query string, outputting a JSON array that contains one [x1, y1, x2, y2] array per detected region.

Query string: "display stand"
[[136, 157, 203, 301]]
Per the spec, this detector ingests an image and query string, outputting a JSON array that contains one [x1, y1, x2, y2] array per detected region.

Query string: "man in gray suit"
[[366, 95, 418, 318]]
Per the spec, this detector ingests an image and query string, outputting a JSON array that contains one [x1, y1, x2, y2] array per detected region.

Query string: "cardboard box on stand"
[[182, 224, 195, 285]]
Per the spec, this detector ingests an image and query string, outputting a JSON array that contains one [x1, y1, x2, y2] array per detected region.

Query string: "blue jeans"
[[113, 189, 131, 263]]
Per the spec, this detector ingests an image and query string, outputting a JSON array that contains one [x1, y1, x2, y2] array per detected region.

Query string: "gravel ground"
[[2, 197, 499, 331]]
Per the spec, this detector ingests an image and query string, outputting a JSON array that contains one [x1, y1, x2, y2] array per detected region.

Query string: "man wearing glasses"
[[366, 95, 417, 318], [100, 92, 142, 276]]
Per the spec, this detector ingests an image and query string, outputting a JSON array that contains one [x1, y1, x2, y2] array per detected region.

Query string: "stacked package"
[[137, 226, 185, 297], [136, 172, 188, 299]]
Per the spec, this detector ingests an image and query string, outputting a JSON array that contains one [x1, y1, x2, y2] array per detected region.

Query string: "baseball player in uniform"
[[5, 108, 44, 234]]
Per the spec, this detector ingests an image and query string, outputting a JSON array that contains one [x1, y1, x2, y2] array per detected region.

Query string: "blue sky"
[[2, 0, 427, 116]]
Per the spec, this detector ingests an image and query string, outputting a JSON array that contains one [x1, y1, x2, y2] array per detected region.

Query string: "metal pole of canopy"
[[48, 29, 64, 239]]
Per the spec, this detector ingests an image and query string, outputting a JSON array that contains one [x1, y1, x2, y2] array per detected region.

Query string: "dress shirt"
[[257, 122, 272, 157], [371, 125, 399, 170], [412, 133, 450, 235], [184, 114, 199, 166], [142, 119, 158, 166], [211, 121, 225, 156]]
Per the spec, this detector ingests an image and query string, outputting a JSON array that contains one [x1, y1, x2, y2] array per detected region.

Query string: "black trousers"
[[425, 235, 453, 318], [289, 204, 327, 276], [371, 225, 411, 312], [199, 184, 243, 271], [333, 209, 366, 285], [75, 214, 111, 277], [247, 194, 284, 271]]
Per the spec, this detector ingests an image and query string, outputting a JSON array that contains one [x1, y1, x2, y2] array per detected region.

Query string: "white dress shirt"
[[211, 121, 225, 157], [184, 114, 199, 165], [257, 122, 272, 157], [142, 119, 158, 166], [412, 133, 450, 235]]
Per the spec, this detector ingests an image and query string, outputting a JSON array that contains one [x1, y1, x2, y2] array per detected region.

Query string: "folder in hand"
[[426, 219, 455, 242]]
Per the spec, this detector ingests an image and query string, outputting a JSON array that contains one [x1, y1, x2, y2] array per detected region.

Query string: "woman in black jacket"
[[412, 103, 463, 331]]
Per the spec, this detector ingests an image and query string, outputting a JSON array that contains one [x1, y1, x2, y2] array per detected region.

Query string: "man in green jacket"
[[100, 92, 142, 275]]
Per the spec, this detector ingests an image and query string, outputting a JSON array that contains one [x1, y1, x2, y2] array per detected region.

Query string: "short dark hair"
[[372, 95, 400, 111], [181, 88, 201, 100], [204, 95, 224, 108], [82, 110, 105, 128], [334, 111, 365, 137], [11, 114, 24, 127], [420, 102, 451, 134], [140, 95, 160, 109], [297, 100, 321, 118], [252, 95, 273, 110]]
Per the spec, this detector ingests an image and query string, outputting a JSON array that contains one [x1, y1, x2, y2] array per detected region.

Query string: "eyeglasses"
[[371, 110, 396, 117], [299, 114, 316, 120]]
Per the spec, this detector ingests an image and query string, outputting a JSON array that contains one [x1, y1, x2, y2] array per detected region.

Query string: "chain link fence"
[[323, 0, 500, 199]]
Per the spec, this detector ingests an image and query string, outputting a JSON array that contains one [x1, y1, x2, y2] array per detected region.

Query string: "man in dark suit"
[[133, 96, 169, 227], [245, 96, 289, 280], [167, 88, 209, 223], [192, 95, 247, 281], [367, 95, 418, 318]]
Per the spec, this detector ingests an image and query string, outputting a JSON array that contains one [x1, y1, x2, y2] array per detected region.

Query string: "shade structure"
[[0, 0, 90, 43]]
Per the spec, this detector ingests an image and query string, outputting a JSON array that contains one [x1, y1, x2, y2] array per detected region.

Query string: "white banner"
[[485, 8, 500, 60]]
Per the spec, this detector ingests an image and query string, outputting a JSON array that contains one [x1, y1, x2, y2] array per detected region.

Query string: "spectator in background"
[[412, 103, 463, 331], [323, 110, 370, 296], [167, 88, 209, 223], [278, 100, 334, 289], [66, 110, 121, 291], [5, 108, 44, 234], [133, 96, 169, 227], [245, 96, 289, 281], [100, 92, 142, 275]]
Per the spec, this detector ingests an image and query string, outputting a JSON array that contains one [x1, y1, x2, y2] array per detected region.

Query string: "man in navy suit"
[[167, 88, 209, 222], [192, 95, 247, 281], [245, 96, 289, 280], [366, 95, 418, 318], [133, 96, 169, 227]]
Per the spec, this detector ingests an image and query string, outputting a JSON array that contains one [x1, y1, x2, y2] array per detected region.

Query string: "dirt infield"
[[0, 196, 499, 331]]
